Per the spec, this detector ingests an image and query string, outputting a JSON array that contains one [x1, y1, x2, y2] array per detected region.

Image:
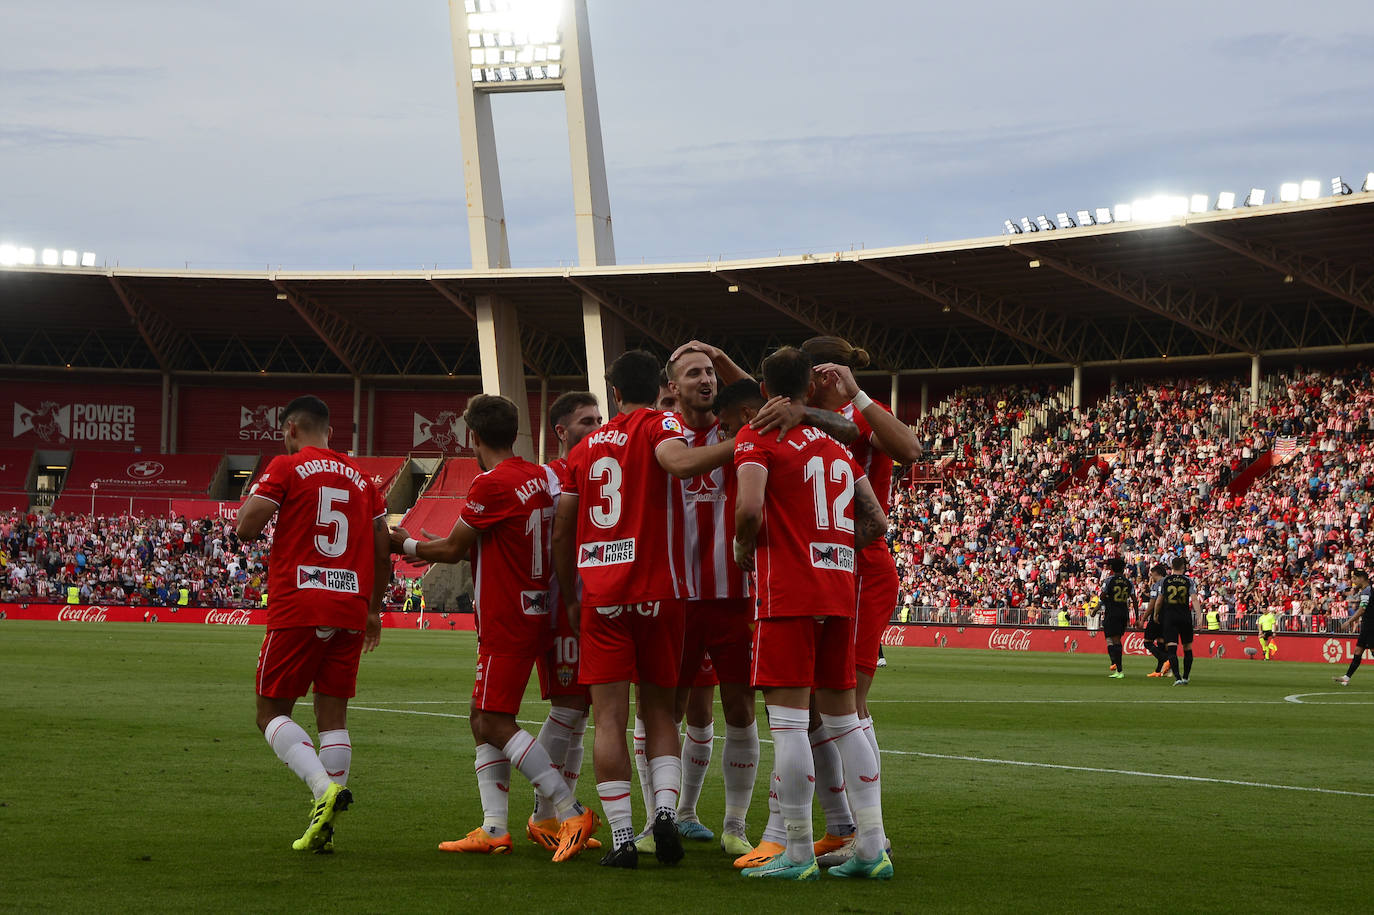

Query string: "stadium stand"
[[392, 456, 480, 576], [0, 450, 35, 513], [51, 451, 227, 515]]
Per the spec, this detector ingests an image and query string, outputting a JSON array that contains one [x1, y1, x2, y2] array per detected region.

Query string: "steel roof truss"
[[273, 281, 387, 376], [1185, 225, 1374, 316]]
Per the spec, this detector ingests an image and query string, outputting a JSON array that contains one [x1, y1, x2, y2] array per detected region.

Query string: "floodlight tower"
[[448, 0, 621, 456]]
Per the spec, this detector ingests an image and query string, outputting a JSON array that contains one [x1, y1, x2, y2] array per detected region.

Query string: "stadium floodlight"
[[1114, 203, 1132, 222], [1020, 217, 1037, 233], [1076, 209, 1094, 226], [1004, 219, 1022, 235], [61, 249, 78, 266], [1036, 215, 1055, 231], [1130, 195, 1189, 223], [1279, 182, 1300, 202], [1055, 212, 1076, 229], [1244, 188, 1266, 206], [1332, 177, 1353, 196], [41, 248, 59, 266], [80, 252, 96, 267], [463, 0, 565, 90], [1216, 191, 1236, 209], [1363, 172, 1374, 192], [1095, 207, 1113, 225], [1189, 194, 1208, 213], [18, 247, 35, 265], [0, 244, 15, 266], [1299, 179, 1320, 199]]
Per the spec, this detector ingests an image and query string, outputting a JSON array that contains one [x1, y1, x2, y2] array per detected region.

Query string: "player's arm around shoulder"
[[813, 361, 922, 462], [656, 434, 734, 479], [732, 429, 768, 572]]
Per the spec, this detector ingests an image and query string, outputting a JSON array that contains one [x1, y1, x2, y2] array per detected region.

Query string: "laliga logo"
[[240, 405, 284, 442], [14, 401, 71, 443], [988, 628, 1034, 651], [57, 606, 109, 623], [205, 609, 252, 625], [127, 460, 164, 479], [414, 410, 468, 453], [1323, 639, 1344, 663]]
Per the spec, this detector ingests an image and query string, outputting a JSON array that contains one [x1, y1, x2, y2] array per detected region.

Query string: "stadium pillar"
[[366, 386, 376, 456], [1250, 354, 1261, 405], [889, 372, 900, 417], [160, 372, 170, 453], [476, 295, 535, 459], [920, 380, 929, 416], [1072, 365, 1082, 410], [352, 376, 361, 457], [537, 376, 549, 463], [169, 381, 179, 454]]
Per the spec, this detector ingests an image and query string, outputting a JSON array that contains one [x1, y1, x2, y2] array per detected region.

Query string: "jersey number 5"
[[315, 486, 350, 558]]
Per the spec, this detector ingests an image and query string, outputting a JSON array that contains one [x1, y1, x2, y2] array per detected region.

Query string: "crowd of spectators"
[[889, 366, 1374, 633]]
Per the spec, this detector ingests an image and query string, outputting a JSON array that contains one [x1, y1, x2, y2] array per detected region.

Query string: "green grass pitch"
[[2, 621, 1372, 913]]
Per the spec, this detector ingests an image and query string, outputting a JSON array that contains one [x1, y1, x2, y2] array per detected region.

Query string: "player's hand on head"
[[749, 395, 804, 442], [670, 340, 718, 363], [364, 610, 382, 652], [812, 362, 859, 399]]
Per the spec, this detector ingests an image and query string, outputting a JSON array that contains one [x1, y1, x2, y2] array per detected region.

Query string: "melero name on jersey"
[[585, 428, 629, 448], [293, 458, 369, 493]]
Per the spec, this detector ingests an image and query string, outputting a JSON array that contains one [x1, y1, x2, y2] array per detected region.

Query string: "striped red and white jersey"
[[675, 417, 750, 600], [841, 401, 897, 576]]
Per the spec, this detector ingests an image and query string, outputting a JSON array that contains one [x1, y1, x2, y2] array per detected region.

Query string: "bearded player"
[[733, 346, 892, 881], [393, 395, 597, 862], [552, 349, 735, 869], [236, 395, 389, 853], [526, 391, 603, 852]]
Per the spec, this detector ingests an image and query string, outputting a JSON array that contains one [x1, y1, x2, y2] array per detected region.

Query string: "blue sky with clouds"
[[2, 0, 1371, 269]]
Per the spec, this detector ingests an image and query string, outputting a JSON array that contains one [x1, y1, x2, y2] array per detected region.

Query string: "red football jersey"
[[734, 425, 864, 619], [460, 456, 555, 657], [565, 407, 689, 607], [250, 446, 386, 630], [841, 401, 897, 575], [676, 416, 749, 600]]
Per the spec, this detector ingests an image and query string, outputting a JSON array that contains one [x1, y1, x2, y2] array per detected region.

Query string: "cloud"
[[0, 124, 147, 149]]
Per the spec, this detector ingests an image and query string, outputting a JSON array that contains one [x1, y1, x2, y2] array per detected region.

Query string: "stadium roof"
[[4, 193, 1373, 381]]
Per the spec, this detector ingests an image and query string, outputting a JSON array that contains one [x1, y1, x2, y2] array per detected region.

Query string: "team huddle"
[[235, 335, 921, 882]]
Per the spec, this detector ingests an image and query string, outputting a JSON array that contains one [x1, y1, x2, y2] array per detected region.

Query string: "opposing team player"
[[1152, 556, 1203, 685], [1099, 557, 1136, 678], [393, 395, 597, 861], [1143, 563, 1171, 677], [795, 336, 921, 864], [236, 395, 389, 853], [1335, 568, 1373, 685], [733, 346, 892, 881], [552, 350, 735, 868], [527, 392, 603, 852]]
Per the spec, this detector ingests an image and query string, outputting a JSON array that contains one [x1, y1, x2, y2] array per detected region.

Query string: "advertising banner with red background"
[[371, 389, 568, 456], [177, 385, 362, 454], [0, 603, 476, 631], [880, 623, 1372, 665], [51, 452, 225, 514], [6, 380, 163, 451]]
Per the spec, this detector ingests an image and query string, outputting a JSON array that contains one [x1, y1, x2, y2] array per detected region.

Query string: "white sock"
[[474, 743, 511, 836], [822, 712, 885, 861], [532, 706, 581, 820], [648, 754, 682, 821], [597, 779, 635, 848], [317, 728, 351, 786], [503, 729, 576, 819], [761, 770, 786, 845], [678, 722, 714, 820], [265, 715, 331, 799], [721, 722, 759, 834], [563, 713, 588, 792], [811, 727, 855, 835], [767, 705, 815, 864], [633, 716, 653, 821], [860, 715, 881, 776]]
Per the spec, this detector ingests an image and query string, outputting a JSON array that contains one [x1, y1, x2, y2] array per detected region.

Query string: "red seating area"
[[0, 450, 34, 513], [351, 456, 407, 496], [52, 452, 225, 515], [391, 457, 480, 574]]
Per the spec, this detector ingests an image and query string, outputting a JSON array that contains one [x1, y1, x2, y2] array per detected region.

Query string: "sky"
[[2, 0, 1372, 271]]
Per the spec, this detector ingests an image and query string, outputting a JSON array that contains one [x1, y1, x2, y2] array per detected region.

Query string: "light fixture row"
[[0, 245, 97, 268], [1004, 172, 1374, 235]]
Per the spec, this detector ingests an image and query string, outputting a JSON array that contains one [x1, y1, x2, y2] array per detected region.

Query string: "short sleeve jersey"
[[841, 402, 896, 574], [676, 417, 749, 601], [1099, 574, 1133, 612], [1160, 573, 1194, 615], [249, 446, 385, 631], [734, 424, 865, 619], [565, 408, 689, 608], [460, 456, 554, 657], [1356, 586, 1373, 618]]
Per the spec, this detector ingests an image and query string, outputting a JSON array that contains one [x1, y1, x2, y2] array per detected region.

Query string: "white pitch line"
[[350, 704, 1374, 799]]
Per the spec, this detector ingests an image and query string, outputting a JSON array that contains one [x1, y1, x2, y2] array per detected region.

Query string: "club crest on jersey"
[[809, 542, 855, 572], [520, 590, 550, 616], [578, 538, 635, 567], [297, 565, 360, 593], [557, 663, 575, 686]]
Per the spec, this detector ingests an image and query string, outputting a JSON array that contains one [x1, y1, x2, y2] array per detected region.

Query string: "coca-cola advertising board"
[[1, 603, 476, 632], [880, 623, 1373, 663], [6, 380, 162, 450], [177, 386, 362, 454]]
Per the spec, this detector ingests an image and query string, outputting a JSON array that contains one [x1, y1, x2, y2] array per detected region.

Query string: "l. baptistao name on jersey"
[[297, 565, 360, 593], [578, 538, 636, 567]]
